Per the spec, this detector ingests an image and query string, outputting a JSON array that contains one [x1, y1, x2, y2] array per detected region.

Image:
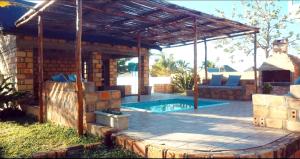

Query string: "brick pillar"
[[89, 52, 102, 87], [109, 59, 117, 86], [143, 54, 149, 87], [15, 50, 34, 93]]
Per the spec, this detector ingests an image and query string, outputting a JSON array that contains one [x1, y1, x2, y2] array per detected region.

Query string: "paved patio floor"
[[121, 93, 291, 151]]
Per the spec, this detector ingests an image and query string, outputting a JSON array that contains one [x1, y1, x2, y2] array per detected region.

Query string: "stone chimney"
[[273, 39, 288, 54]]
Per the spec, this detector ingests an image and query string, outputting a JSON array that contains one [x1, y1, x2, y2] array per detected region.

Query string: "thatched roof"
[[259, 53, 300, 72]]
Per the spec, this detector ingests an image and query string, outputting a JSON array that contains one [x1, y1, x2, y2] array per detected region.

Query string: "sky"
[[147, 0, 300, 72]]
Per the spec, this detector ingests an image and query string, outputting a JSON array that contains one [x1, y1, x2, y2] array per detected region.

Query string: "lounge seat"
[[197, 75, 255, 100], [198, 85, 243, 89]]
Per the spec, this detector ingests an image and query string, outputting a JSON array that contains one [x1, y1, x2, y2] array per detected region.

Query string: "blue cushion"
[[294, 77, 300, 85], [209, 75, 223, 86], [225, 75, 241, 86], [68, 74, 77, 82], [51, 73, 68, 82]]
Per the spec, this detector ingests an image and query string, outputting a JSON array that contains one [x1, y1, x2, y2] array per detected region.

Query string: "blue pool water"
[[122, 99, 227, 113]]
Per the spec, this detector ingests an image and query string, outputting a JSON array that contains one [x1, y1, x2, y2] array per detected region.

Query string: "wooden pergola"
[[15, 0, 259, 135]]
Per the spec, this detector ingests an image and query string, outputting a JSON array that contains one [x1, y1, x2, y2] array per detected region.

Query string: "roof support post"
[[193, 18, 199, 110], [75, 0, 84, 135], [137, 32, 141, 102], [38, 15, 44, 123], [254, 33, 258, 93], [204, 38, 208, 82]]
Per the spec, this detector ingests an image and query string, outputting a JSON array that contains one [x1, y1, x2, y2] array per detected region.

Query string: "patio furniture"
[[198, 76, 255, 100]]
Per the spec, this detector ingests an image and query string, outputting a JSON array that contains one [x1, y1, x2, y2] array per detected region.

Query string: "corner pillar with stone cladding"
[[89, 52, 102, 87], [252, 86, 300, 132], [139, 52, 150, 94], [15, 49, 34, 93], [109, 59, 117, 86]]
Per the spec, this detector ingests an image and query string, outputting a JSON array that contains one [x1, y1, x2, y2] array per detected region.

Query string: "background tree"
[[117, 58, 131, 74], [150, 53, 177, 76], [215, 0, 300, 59], [150, 52, 192, 77], [200, 60, 216, 70]]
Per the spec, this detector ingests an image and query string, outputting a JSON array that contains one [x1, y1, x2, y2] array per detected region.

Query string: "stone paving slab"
[[121, 94, 291, 151]]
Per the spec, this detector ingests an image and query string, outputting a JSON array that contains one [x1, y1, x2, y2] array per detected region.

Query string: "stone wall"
[[89, 52, 102, 87], [153, 84, 174, 93], [11, 35, 150, 98], [109, 59, 117, 86], [198, 79, 255, 100], [15, 50, 34, 93], [45, 81, 121, 129], [253, 94, 300, 132], [270, 86, 290, 95], [142, 55, 149, 87]]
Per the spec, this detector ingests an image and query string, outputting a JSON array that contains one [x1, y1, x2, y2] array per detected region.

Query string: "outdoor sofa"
[[198, 75, 255, 100]]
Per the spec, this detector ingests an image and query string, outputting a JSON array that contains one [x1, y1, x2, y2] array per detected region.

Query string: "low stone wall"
[[45, 81, 121, 129], [113, 133, 300, 158], [252, 94, 300, 131], [270, 86, 290, 95], [198, 80, 255, 100], [32, 142, 102, 158], [153, 84, 174, 93], [124, 85, 132, 95]]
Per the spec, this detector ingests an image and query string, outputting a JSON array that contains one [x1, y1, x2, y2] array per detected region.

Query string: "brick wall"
[[89, 52, 102, 87], [15, 50, 34, 93], [109, 59, 117, 86], [154, 84, 174, 93], [142, 55, 149, 87], [45, 81, 121, 129], [9, 35, 150, 98], [270, 86, 289, 95]]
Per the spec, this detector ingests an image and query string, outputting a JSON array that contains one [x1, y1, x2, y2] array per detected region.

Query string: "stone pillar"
[[89, 52, 102, 87], [15, 50, 34, 93], [142, 53, 149, 87], [109, 59, 117, 86]]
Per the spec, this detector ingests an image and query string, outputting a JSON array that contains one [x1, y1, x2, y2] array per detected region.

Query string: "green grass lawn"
[[0, 116, 139, 158]]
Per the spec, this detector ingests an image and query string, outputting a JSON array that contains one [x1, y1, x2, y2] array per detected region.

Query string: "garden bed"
[[0, 115, 139, 158]]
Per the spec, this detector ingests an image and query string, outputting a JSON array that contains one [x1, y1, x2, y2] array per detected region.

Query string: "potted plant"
[[262, 83, 273, 94], [94, 109, 130, 130]]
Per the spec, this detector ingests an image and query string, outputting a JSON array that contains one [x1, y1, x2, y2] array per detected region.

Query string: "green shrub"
[[171, 70, 194, 93], [262, 83, 273, 94], [0, 76, 29, 119]]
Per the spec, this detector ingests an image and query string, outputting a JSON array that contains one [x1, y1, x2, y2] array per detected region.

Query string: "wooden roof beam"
[[111, 9, 162, 26], [133, 0, 259, 32], [151, 26, 232, 41], [141, 21, 216, 39], [15, 0, 56, 27]]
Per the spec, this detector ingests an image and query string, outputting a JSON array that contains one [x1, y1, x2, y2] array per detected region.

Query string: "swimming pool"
[[122, 98, 227, 113]]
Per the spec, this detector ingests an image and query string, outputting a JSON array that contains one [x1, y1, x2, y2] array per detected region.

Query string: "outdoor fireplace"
[[261, 70, 291, 86], [259, 39, 300, 94]]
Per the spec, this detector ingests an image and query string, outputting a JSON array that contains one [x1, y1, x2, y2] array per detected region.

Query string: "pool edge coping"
[[112, 131, 300, 158]]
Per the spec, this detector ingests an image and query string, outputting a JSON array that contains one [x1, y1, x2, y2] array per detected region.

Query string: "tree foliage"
[[215, 0, 300, 59], [150, 53, 177, 77], [200, 60, 216, 70], [171, 69, 194, 92], [117, 58, 131, 74], [0, 76, 29, 110]]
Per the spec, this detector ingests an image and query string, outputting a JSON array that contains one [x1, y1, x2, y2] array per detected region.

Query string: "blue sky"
[[151, 0, 299, 71]]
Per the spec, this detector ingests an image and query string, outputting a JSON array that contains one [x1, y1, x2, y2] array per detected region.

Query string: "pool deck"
[[119, 93, 296, 155]]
